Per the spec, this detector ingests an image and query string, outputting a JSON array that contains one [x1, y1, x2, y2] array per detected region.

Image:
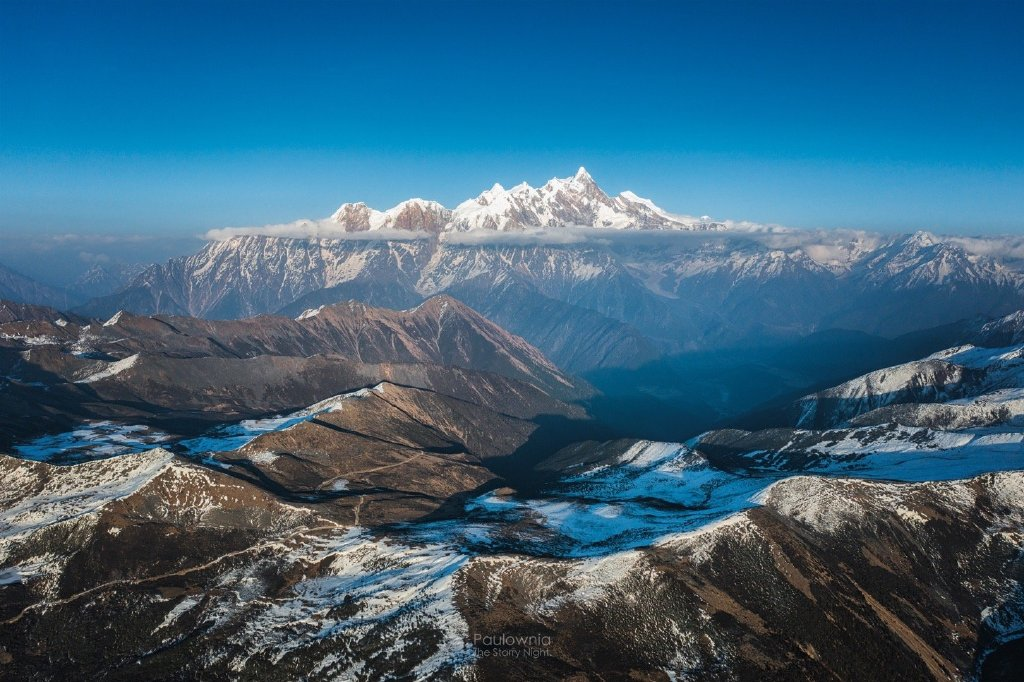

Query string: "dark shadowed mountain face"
[[0, 301, 89, 325]]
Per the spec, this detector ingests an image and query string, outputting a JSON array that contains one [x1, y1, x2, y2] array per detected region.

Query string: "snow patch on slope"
[[102, 311, 124, 327], [76, 354, 140, 383]]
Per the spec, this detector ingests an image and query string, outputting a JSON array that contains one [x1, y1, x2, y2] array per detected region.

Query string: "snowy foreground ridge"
[[3, 440, 1023, 678], [3, 316, 1024, 678]]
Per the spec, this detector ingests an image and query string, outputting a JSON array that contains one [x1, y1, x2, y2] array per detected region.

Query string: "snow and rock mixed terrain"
[[797, 317, 1024, 430], [2, 426, 1023, 679], [2, 308, 1024, 679]]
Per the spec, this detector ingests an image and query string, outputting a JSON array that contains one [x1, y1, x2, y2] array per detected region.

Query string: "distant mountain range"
[[65, 166, 1024, 376], [0, 261, 144, 309], [0, 262, 69, 310], [328, 166, 722, 234], [6, 170, 1024, 379], [71, 262, 148, 299]]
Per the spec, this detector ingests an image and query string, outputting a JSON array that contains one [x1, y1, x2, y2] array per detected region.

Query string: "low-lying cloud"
[[201, 217, 887, 268], [440, 228, 598, 246], [204, 219, 431, 242], [946, 235, 1024, 263], [200, 216, 1024, 270]]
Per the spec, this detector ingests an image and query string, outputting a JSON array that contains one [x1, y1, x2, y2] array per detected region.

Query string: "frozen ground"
[[10, 384, 388, 464], [403, 426, 1024, 557], [14, 421, 172, 464]]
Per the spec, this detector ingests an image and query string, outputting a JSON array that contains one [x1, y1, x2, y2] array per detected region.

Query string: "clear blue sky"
[[1, 0, 1023, 240]]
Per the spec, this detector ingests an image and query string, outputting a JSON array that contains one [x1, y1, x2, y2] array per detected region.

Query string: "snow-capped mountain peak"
[[617, 190, 656, 210], [328, 168, 721, 234], [556, 166, 599, 192], [330, 198, 451, 234], [473, 183, 508, 206], [906, 230, 938, 248]]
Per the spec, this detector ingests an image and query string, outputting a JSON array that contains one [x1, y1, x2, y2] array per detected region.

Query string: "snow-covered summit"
[[329, 168, 723, 234], [330, 198, 452, 234]]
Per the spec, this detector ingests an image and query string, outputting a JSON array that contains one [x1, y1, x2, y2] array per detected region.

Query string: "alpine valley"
[[2, 170, 1024, 681]]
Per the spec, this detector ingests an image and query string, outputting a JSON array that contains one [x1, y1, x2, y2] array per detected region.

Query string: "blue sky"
[[1, 0, 1023, 247]]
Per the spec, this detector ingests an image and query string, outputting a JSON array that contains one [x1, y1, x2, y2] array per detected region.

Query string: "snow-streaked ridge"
[[76, 354, 140, 384], [0, 448, 176, 541], [295, 305, 324, 321]]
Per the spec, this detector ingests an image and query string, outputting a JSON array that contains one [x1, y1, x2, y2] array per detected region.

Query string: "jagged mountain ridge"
[[119, 295, 576, 398], [330, 167, 718, 233], [77, 229, 1024, 372], [0, 294, 580, 399], [0, 296, 585, 452]]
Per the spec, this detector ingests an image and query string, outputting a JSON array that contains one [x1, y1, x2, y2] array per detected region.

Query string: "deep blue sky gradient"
[[1, 0, 1022, 239]]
